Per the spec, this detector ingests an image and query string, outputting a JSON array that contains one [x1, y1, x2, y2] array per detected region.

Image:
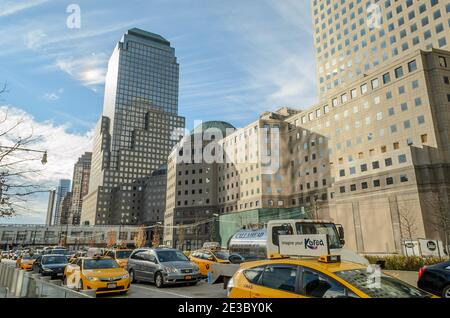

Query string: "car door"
[[145, 251, 159, 282], [299, 266, 354, 298], [129, 250, 144, 279], [250, 264, 301, 298]]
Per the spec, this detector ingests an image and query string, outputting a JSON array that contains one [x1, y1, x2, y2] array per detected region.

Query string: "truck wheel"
[[155, 272, 164, 288]]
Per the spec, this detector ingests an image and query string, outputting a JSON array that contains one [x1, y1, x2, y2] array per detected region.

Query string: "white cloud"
[[55, 53, 107, 89], [43, 88, 63, 101], [25, 29, 47, 49], [0, 105, 94, 221], [0, 0, 49, 18]]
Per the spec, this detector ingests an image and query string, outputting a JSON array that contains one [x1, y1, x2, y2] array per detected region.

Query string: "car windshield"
[[116, 251, 132, 259], [84, 259, 119, 270], [156, 250, 188, 263], [22, 255, 38, 260], [42, 256, 67, 264], [214, 251, 230, 260], [335, 269, 431, 298], [296, 223, 342, 249]]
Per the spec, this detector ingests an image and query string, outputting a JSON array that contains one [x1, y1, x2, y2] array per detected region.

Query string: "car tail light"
[[418, 266, 426, 280]]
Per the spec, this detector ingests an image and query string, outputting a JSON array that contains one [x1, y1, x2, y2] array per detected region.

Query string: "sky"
[[0, 0, 318, 224]]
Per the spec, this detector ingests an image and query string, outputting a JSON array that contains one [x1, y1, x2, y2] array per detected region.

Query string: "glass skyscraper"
[[53, 179, 71, 225], [82, 28, 185, 226]]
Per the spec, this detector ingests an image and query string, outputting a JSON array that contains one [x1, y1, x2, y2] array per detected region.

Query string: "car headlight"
[[163, 266, 179, 273], [43, 268, 53, 272], [122, 273, 129, 279], [86, 276, 99, 282], [193, 264, 200, 272]]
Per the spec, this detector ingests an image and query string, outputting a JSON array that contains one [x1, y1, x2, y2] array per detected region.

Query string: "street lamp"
[[0, 146, 48, 165]]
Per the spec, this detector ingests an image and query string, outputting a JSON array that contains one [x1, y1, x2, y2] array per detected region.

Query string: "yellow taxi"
[[63, 256, 130, 295], [189, 248, 231, 276], [16, 254, 38, 271], [227, 255, 435, 298], [103, 248, 132, 268]]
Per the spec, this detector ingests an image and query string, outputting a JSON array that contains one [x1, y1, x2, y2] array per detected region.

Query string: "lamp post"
[[0, 146, 47, 165]]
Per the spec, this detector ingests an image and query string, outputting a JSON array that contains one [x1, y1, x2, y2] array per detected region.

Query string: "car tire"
[[78, 279, 84, 291], [443, 285, 450, 298], [129, 269, 138, 284], [155, 272, 164, 288]]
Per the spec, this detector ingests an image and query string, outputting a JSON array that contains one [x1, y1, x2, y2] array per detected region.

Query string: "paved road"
[[103, 280, 227, 298]]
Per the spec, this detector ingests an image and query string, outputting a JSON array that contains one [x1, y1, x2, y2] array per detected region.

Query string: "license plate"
[[184, 275, 192, 280], [57, 273, 63, 276], [107, 283, 117, 289]]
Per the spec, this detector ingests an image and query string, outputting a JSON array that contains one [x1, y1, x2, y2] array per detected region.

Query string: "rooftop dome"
[[191, 121, 235, 137]]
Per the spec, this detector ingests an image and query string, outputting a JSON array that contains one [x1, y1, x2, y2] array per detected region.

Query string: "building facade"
[[68, 152, 92, 225], [313, 0, 450, 97], [0, 224, 142, 250], [81, 28, 185, 226], [165, 49, 450, 254], [53, 179, 71, 225]]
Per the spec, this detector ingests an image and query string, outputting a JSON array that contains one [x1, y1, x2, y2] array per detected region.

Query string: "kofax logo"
[[304, 238, 325, 250]]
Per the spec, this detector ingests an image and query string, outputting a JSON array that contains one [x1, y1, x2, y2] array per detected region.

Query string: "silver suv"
[[127, 247, 201, 288]]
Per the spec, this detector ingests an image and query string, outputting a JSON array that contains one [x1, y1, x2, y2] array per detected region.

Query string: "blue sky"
[[0, 0, 318, 223]]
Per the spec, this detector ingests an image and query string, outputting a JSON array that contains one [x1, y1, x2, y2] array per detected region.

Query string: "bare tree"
[[398, 205, 419, 256], [0, 83, 47, 218], [427, 192, 450, 253]]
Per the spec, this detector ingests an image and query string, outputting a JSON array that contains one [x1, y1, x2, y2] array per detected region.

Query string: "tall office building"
[[68, 152, 92, 225], [53, 179, 71, 225], [81, 28, 185, 226], [312, 0, 450, 97]]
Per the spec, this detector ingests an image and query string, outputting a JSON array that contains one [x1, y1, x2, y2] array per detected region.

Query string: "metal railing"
[[0, 260, 95, 298]]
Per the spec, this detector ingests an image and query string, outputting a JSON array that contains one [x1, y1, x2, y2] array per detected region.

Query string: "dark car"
[[32, 254, 68, 279], [418, 260, 450, 298]]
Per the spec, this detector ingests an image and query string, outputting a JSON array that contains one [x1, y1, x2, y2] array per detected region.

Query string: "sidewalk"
[[384, 270, 418, 287]]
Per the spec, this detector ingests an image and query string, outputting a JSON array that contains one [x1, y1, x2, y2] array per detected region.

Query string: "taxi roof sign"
[[278, 234, 330, 257]]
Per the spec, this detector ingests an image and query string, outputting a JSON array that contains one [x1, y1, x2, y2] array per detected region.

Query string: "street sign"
[[279, 234, 330, 257]]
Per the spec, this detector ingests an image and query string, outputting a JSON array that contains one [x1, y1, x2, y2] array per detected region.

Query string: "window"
[[360, 164, 368, 172], [417, 115, 425, 125], [340, 186, 346, 193], [372, 161, 380, 169], [390, 124, 398, 133], [395, 67, 404, 78], [385, 158, 393, 166], [261, 265, 297, 293], [302, 268, 347, 298], [399, 154, 407, 164], [401, 103, 408, 111], [350, 184, 357, 191], [404, 120, 411, 129], [361, 182, 368, 189], [361, 83, 368, 94], [339, 169, 345, 177], [332, 98, 338, 107], [243, 266, 265, 284], [400, 174, 409, 182], [386, 177, 394, 185], [351, 88, 357, 98], [439, 56, 447, 67], [371, 78, 379, 89], [421, 134, 428, 143], [408, 60, 417, 72], [393, 142, 400, 150], [383, 72, 391, 84], [373, 179, 381, 187]]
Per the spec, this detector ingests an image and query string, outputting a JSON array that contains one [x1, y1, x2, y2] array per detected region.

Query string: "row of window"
[[339, 174, 410, 193]]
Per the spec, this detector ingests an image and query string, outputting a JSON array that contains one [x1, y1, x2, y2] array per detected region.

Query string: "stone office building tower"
[[81, 28, 185, 226]]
